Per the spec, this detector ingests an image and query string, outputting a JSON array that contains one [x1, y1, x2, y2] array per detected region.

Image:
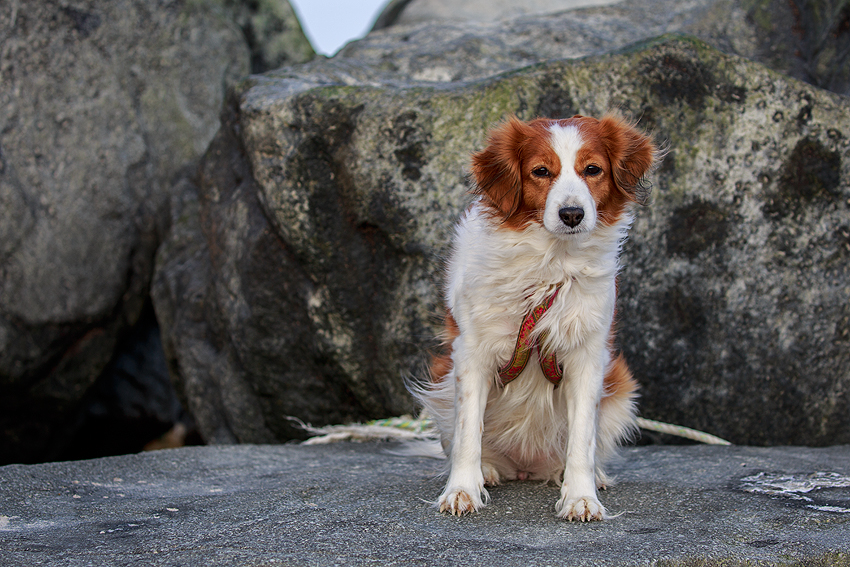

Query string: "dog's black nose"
[[558, 206, 584, 228]]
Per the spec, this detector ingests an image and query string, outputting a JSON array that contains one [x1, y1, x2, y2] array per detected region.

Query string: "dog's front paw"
[[555, 494, 606, 522], [438, 486, 487, 516]]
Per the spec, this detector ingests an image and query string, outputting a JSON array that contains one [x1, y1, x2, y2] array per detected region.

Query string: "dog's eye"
[[531, 166, 550, 178], [584, 165, 602, 177]]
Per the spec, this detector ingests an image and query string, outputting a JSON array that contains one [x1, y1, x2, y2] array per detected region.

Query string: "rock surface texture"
[[152, 28, 850, 447], [218, 0, 315, 73], [1, 442, 849, 565], [0, 0, 313, 463], [370, 0, 850, 97], [373, 0, 622, 27]]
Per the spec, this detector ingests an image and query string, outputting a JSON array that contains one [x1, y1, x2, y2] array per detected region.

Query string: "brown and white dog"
[[415, 115, 659, 521]]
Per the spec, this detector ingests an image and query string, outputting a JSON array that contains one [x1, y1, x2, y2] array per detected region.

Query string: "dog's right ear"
[[470, 116, 531, 218]]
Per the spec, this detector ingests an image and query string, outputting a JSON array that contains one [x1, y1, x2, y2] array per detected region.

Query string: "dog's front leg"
[[438, 346, 492, 515], [556, 348, 606, 521]]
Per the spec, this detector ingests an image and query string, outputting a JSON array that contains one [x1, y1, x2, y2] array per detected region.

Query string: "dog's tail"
[[386, 438, 445, 460]]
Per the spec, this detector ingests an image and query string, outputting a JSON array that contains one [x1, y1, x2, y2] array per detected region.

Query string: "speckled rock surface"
[[1, 443, 849, 566], [152, 35, 850, 446], [366, 0, 850, 97], [373, 0, 621, 27], [0, 0, 307, 463], [216, 0, 315, 73]]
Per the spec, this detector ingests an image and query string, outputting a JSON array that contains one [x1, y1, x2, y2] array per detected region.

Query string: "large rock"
[[0, 0, 311, 464], [368, 0, 850, 97], [373, 0, 621, 27], [152, 33, 850, 446], [2, 442, 850, 565], [217, 0, 315, 73]]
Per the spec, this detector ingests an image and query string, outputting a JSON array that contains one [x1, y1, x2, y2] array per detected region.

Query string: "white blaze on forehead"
[[543, 123, 597, 236], [548, 124, 583, 173]]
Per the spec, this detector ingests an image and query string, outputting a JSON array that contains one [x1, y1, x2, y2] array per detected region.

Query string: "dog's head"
[[470, 115, 658, 236]]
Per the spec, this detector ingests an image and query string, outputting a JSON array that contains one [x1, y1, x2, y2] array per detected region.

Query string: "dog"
[[415, 114, 659, 521]]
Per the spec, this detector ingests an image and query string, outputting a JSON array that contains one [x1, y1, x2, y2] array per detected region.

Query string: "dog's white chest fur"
[[437, 202, 627, 475], [448, 202, 624, 357]]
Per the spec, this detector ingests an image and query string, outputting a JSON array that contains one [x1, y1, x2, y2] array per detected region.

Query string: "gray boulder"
[[0, 0, 311, 463], [368, 0, 850, 97], [373, 0, 621, 27], [217, 0, 315, 72], [152, 32, 850, 446]]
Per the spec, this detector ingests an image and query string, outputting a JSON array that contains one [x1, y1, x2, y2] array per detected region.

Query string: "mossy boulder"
[[153, 36, 850, 445]]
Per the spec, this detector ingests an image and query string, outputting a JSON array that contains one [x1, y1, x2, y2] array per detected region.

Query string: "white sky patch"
[[289, 0, 389, 56]]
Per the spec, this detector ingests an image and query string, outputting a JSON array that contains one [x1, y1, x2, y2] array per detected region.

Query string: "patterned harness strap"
[[497, 285, 564, 387]]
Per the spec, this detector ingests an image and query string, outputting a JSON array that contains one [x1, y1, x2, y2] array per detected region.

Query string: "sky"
[[288, 0, 391, 56]]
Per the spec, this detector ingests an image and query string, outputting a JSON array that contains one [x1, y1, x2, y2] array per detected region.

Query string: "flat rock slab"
[[1, 443, 848, 565]]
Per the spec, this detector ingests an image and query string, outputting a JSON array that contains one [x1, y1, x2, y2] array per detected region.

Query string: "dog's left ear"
[[598, 116, 658, 205], [470, 116, 533, 217]]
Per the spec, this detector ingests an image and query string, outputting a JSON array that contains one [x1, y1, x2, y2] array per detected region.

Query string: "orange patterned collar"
[[497, 286, 563, 387]]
